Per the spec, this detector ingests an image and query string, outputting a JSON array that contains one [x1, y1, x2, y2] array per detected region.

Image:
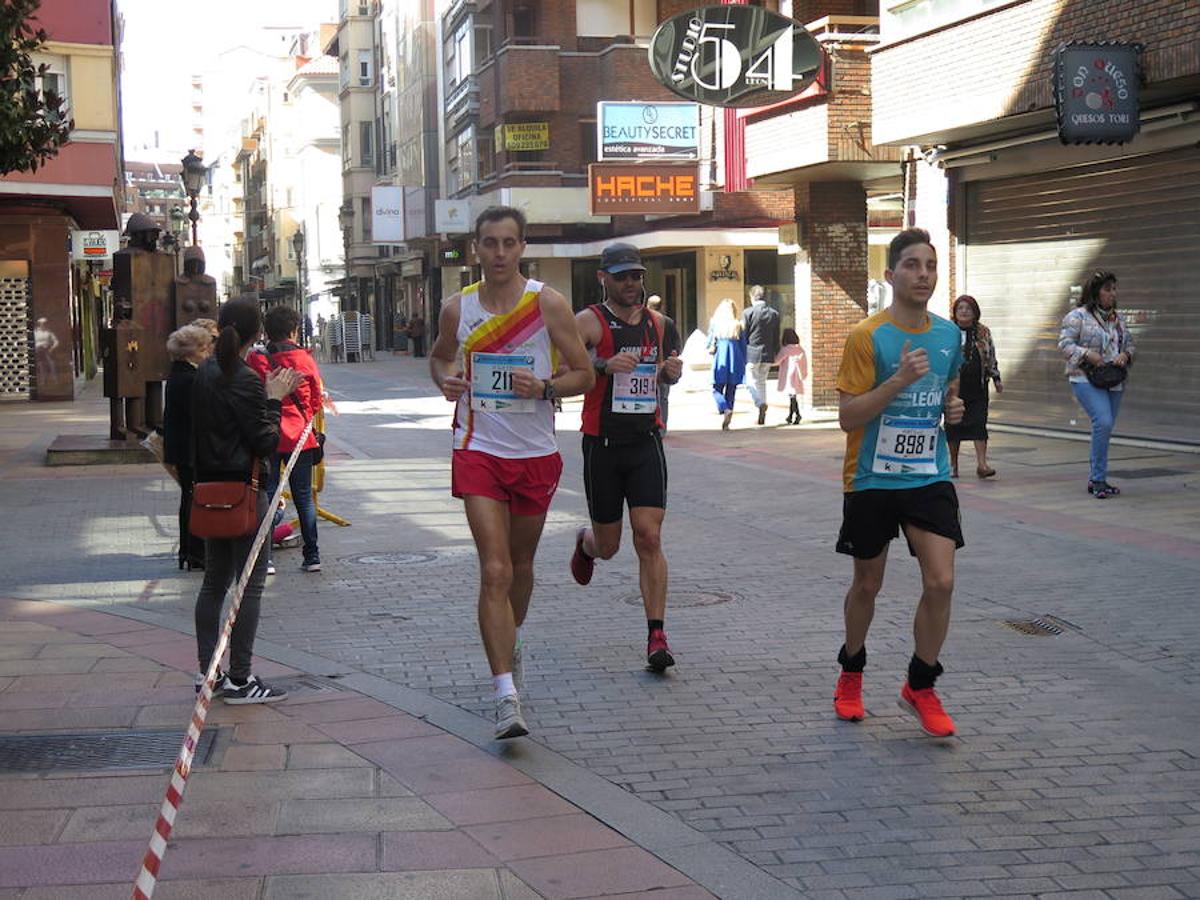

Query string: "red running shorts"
[[451, 449, 563, 516]]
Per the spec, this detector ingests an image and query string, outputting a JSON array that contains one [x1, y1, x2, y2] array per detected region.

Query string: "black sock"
[[838, 644, 866, 673], [648, 619, 664, 636], [907, 655, 944, 690]]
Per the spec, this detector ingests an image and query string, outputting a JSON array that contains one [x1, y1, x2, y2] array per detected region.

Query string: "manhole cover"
[[0, 729, 218, 773], [620, 590, 736, 609], [1002, 617, 1064, 636], [269, 675, 348, 695], [342, 551, 441, 566]]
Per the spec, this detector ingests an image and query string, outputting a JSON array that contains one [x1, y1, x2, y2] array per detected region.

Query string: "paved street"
[[2, 354, 1200, 898]]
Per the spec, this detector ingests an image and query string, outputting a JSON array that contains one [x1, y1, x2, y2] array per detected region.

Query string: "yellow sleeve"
[[836, 326, 876, 396]]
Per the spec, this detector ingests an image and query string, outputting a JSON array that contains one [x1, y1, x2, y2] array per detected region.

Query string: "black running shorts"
[[582, 432, 667, 524], [835, 481, 964, 559]]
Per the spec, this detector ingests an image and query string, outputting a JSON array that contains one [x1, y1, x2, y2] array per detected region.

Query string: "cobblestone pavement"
[[2, 357, 1199, 898]]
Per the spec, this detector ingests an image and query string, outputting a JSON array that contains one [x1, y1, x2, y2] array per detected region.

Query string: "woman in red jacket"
[[255, 306, 326, 572]]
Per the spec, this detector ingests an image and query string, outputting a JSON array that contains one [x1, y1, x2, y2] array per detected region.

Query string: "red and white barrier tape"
[[132, 418, 315, 900]]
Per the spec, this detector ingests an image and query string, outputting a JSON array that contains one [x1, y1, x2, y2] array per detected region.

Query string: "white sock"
[[493, 672, 516, 699]]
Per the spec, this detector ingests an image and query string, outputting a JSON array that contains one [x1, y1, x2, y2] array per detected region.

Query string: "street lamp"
[[337, 200, 354, 312], [291, 228, 306, 334], [180, 149, 207, 246]]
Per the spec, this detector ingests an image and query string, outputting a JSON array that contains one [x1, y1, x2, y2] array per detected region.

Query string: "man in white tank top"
[[429, 206, 594, 740]]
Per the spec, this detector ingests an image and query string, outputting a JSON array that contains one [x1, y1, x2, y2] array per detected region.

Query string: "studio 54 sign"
[[1054, 42, 1143, 145], [648, 6, 824, 108]]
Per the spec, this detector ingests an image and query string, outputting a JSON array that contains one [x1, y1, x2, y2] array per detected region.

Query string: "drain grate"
[[0, 729, 218, 773], [342, 551, 441, 566], [620, 590, 737, 609], [1002, 617, 1064, 637]]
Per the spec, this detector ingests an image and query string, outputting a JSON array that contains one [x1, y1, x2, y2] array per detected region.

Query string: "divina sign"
[[648, 6, 824, 108]]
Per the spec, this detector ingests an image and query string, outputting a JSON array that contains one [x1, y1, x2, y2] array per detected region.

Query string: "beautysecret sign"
[[1054, 42, 1143, 145], [597, 102, 700, 160]]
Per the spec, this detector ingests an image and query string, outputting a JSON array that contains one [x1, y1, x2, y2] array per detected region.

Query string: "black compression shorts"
[[582, 432, 667, 524], [835, 481, 964, 559]]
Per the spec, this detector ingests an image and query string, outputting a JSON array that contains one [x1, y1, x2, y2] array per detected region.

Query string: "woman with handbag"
[[191, 297, 302, 703], [1058, 270, 1136, 499], [946, 295, 1002, 479]]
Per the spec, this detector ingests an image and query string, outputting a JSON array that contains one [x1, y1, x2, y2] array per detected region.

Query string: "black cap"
[[599, 242, 645, 274]]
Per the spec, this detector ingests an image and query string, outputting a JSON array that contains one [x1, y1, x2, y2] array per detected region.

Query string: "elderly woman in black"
[[163, 322, 216, 570], [191, 298, 301, 703], [945, 295, 1002, 478]]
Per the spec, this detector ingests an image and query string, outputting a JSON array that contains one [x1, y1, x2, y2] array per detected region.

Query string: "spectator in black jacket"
[[191, 297, 301, 704], [741, 285, 781, 425], [163, 322, 215, 570]]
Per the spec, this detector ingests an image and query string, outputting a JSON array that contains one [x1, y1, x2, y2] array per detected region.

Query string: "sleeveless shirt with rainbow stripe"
[[453, 279, 559, 458]]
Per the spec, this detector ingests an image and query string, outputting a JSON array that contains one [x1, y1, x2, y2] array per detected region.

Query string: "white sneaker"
[[266, 561, 276, 576], [494, 693, 528, 740]]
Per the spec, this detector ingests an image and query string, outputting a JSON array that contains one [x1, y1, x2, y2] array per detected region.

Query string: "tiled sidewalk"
[[0, 598, 711, 899]]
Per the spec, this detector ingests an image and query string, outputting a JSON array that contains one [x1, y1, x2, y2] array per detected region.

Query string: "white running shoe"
[[494, 694, 528, 740]]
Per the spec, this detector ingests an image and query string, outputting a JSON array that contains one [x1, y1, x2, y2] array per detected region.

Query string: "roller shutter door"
[[962, 148, 1200, 444]]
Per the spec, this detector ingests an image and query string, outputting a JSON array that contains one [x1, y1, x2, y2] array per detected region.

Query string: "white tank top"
[[453, 279, 559, 458]]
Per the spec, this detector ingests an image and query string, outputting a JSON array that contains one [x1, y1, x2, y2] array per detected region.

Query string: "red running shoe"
[[833, 671, 864, 721], [647, 629, 675, 672], [899, 683, 956, 737], [570, 526, 594, 586]]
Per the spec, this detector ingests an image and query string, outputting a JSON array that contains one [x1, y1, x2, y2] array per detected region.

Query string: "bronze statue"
[[102, 213, 177, 439], [175, 245, 217, 327]]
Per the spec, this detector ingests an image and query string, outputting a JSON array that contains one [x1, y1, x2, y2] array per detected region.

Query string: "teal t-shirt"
[[837, 310, 963, 492]]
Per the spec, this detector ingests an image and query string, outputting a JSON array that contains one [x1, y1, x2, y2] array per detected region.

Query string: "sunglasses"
[[610, 270, 644, 282]]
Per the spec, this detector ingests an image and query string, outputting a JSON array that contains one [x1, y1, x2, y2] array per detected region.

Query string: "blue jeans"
[[1071, 382, 1124, 483], [713, 382, 738, 414], [268, 448, 319, 561]]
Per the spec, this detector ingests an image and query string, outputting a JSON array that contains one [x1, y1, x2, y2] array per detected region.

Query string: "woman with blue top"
[[1058, 270, 1136, 499]]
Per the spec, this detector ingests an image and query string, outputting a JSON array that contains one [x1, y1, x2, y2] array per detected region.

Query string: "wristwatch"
[[593, 357, 607, 377], [541, 379, 556, 401]]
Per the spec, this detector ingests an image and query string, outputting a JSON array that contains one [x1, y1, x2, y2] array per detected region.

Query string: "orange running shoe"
[[833, 671, 864, 721], [899, 683, 955, 737]]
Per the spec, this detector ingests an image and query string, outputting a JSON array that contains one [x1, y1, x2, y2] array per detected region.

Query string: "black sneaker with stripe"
[[219, 674, 288, 705]]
